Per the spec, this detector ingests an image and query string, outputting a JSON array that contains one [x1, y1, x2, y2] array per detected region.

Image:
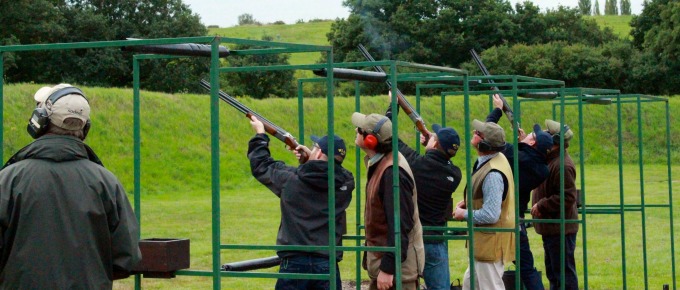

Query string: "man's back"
[[0, 136, 140, 289]]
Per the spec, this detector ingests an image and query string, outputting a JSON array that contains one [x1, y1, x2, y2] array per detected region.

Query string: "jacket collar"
[[2, 135, 103, 170]]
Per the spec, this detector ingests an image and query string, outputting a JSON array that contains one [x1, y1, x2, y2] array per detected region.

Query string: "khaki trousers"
[[462, 260, 505, 290]]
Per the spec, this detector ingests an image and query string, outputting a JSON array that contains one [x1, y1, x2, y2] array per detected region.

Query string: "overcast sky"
[[183, 0, 646, 28]]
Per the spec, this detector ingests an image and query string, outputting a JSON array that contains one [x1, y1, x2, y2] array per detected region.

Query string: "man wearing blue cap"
[[247, 116, 355, 290], [385, 103, 462, 290], [485, 95, 553, 290]]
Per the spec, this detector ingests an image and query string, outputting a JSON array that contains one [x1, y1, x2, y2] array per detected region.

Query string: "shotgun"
[[469, 49, 518, 130], [199, 79, 308, 163], [357, 44, 432, 144]]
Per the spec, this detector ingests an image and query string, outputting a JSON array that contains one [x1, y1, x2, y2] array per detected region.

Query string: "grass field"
[[0, 14, 663, 289], [4, 84, 674, 289], [587, 15, 635, 39], [111, 164, 679, 289], [208, 21, 333, 66]]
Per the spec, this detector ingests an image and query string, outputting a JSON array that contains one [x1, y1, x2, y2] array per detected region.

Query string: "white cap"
[[34, 84, 90, 130]]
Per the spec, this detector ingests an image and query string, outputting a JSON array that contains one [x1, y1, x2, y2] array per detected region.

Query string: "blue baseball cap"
[[311, 134, 347, 163], [533, 124, 553, 157], [432, 124, 460, 157]]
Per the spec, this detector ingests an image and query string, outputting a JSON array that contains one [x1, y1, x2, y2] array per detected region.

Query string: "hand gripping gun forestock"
[[199, 80, 308, 163], [469, 48, 519, 130], [357, 44, 432, 144]]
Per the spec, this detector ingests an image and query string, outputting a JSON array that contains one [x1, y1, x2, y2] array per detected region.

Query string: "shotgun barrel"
[[469, 49, 518, 129], [123, 38, 230, 58], [221, 256, 281, 272], [312, 68, 387, 83], [199, 80, 308, 163], [357, 44, 432, 143]]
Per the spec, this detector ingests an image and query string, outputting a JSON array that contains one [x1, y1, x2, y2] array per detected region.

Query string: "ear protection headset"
[[551, 124, 570, 144], [363, 116, 389, 150], [477, 138, 494, 152], [27, 86, 90, 139]]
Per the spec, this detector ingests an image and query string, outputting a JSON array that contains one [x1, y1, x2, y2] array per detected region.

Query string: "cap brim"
[[432, 123, 442, 133], [351, 112, 367, 129], [310, 135, 321, 143], [34, 86, 53, 103]]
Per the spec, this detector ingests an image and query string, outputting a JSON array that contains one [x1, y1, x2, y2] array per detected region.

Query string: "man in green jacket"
[[0, 84, 141, 289]]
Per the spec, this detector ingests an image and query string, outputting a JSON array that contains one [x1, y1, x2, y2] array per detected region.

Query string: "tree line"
[[1, 0, 678, 96], [580, 0, 632, 15], [328, 0, 679, 96], [1, 0, 209, 93]]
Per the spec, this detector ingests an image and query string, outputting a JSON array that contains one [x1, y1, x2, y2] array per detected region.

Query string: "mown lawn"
[[112, 164, 679, 289]]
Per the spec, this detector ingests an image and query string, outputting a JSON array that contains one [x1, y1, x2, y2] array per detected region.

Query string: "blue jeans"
[[542, 234, 578, 290], [275, 255, 341, 290], [514, 223, 545, 290], [423, 242, 450, 290]]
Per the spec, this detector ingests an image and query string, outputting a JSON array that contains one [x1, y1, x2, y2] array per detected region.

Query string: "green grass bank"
[[2, 84, 677, 289]]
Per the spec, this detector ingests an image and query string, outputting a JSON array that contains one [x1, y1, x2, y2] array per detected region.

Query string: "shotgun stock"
[[357, 44, 432, 143], [199, 80, 308, 163], [469, 49, 518, 130]]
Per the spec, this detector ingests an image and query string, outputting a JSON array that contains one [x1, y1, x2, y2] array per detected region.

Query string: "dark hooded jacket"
[[0, 135, 141, 289], [248, 134, 355, 260], [397, 139, 461, 239], [487, 108, 549, 216]]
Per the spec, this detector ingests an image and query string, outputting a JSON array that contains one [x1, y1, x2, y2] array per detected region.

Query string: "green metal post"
[[636, 95, 649, 289], [559, 88, 566, 290], [440, 92, 446, 127], [463, 74, 476, 290], [297, 80, 305, 145], [389, 62, 402, 290], [416, 86, 422, 153], [512, 76, 521, 290], [616, 94, 627, 289], [326, 50, 337, 290], [578, 91, 588, 289], [209, 38, 221, 290], [665, 101, 677, 290], [354, 80, 362, 290], [0, 52, 3, 161], [132, 57, 142, 290]]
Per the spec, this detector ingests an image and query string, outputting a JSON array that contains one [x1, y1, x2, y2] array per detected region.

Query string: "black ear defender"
[[551, 124, 570, 144], [477, 139, 493, 152], [363, 116, 389, 150], [27, 87, 88, 139]]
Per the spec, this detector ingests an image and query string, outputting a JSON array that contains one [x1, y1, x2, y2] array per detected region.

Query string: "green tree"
[[579, 0, 592, 15], [605, 0, 619, 15], [620, 0, 632, 15], [237, 13, 260, 26], [328, 1, 615, 72], [594, 0, 601, 15], [629, 0, 680, 94], [2, 0, 207, 93], [630, 0, 671, 49], [461, 41, 633, 90], [219, 35, 295, 99]]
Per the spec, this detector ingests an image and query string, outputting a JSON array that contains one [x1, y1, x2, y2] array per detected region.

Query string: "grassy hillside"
[[4, 84, 677, 289], [208, 21, 333, 65], [3, 84, 678, 195], [587, 15, 634, 39]]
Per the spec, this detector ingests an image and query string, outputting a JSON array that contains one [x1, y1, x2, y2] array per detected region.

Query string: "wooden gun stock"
[[469, 49, 518, 129], [357, 44, 432, 143], [199, 80, 308, 163]]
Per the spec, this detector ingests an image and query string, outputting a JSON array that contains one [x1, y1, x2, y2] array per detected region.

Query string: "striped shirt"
[[464, 153, 504, 225]]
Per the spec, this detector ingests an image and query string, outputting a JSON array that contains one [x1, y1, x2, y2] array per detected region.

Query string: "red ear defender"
[[364, 134, 378, 150]]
